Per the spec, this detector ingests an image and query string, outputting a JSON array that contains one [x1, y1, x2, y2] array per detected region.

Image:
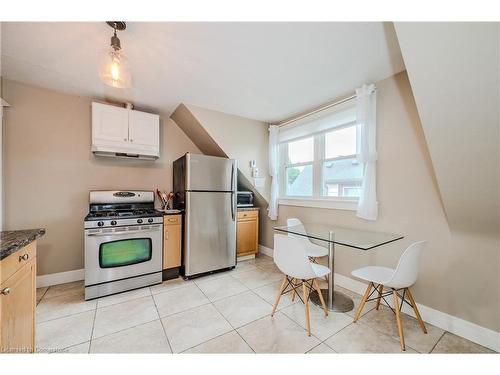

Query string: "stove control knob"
[[97, 221, 104, 227], [148, 218, 154, 223], [111, 220, 117, 226], [137, 219, 143, 224]]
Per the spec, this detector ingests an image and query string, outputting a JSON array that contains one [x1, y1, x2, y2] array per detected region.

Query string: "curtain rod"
[[274, 85, 376, 128], [274, 93, 356, 128]]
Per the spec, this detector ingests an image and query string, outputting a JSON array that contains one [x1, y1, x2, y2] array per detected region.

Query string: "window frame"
[[278, 120, 363, 211]]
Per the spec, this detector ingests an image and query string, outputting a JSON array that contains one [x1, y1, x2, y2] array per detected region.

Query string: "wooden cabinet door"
[[164, 219, 182, 269], [237, 217, 259, 256], [128, 110, 160, 148], [0, 259, 36, 353], [91, 102, 129, 143]]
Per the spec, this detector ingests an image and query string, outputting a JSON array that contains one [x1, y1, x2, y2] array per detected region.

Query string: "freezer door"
[[184, 191, 236, 276], [186, 153, 236, 192]]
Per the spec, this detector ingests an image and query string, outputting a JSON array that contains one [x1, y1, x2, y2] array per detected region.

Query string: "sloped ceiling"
[[1, 22, 404, 122], [395, 22, 500, 236]]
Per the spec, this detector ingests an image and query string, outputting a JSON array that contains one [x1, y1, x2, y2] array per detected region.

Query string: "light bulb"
[[110, 54, 121, 82], [99, 49, 131, 89]]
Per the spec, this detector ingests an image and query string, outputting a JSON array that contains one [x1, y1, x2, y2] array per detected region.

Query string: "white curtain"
[[356, 84, 378, 221], [268, 125, 280, 220]]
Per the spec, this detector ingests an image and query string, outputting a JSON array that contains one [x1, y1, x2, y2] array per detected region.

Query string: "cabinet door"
[[164, 220, 182, 269], [236, 218, 259, 256], [128, 110, 160, 148], [0, 259, 36, 353], [92, 102, 129, 143]]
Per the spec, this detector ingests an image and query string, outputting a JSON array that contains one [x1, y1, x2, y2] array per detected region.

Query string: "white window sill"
[[278, 198, 358, 211]]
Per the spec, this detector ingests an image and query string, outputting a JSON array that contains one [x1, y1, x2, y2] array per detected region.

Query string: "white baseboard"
[[261, 249, 500, 352], [37, 269, 84, 288], [258, 245, 273, 257]]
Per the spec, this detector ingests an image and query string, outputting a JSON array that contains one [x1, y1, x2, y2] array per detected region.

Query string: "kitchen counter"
[[0, 229, 46, 261], [237, 207, 260, 212]]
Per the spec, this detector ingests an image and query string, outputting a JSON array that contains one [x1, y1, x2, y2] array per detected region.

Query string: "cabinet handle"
[[19, 253, 29, 262], [1, 288, 11, 296], [130, 139, 134, 142], [123, 138, 127, 141], [165, 230, 169, 240]]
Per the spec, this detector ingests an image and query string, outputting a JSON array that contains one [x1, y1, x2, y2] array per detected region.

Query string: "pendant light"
[[99, 22, 132, 88]]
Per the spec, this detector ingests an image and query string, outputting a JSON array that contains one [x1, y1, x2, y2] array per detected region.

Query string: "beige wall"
[[185, 104, 271, 201], [395, 23, 500, 236], [171, 103, 275, 250], [266, 72, 499, 332], [2, 79, 200, 275]]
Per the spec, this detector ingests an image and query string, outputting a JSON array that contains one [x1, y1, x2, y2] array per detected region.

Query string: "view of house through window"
[[281, 122, 363, 200]]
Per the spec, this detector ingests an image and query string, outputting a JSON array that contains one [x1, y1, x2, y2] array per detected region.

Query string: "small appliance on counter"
[[237, 191, 254, 208], [84, 190, 164, 300]]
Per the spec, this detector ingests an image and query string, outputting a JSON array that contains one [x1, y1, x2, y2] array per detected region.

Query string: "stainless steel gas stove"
[[84, 191, 163, 300]]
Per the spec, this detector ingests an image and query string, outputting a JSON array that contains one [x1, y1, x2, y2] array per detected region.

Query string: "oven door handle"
[[86, 228, 160, 237]]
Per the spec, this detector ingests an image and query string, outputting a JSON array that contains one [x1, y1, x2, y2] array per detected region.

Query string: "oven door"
[[84, 223, 163, 286]]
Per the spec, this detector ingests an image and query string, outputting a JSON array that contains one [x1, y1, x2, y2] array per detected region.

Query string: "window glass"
[[288, 137, 314, 164], [325, 126, 357, 159], [286, 165, 313, 196], [322, 157, 363, 197]]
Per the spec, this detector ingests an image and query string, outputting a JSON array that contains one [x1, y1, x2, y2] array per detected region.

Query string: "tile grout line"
[[192, 279, 256, 353], [151, 289, 175, 353], [429, 330, 447, 354], [88, 300, 98, 353], [36, 287, 49, 306]]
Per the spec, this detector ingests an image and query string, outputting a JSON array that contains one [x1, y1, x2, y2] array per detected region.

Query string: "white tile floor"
[[35, 255, 495, 354]]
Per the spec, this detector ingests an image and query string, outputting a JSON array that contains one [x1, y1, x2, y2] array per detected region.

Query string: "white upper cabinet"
[[91, 102, 160, 160], [92, 102, 129, 143], [128, 110, 160, 148]]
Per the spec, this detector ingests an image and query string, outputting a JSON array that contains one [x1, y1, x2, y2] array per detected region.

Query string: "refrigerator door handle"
[[231, 192, 235, 221], [231, 161, 235, 221], [230, 162, 234, 192]]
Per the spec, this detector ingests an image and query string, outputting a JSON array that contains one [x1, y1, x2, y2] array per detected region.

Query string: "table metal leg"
[[310, 232, 354, 312]]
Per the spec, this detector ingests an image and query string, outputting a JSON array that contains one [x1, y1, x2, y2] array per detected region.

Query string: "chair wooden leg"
[[393, 290, 406, 351], [303, 282, 311, 336], [406, 288, 427, 334], [271, 276, 288, 316], [375, 284, 384, 310], [353, 282, 372, 322], [313, 279, 328, 316], [291, 278, 296, 301]]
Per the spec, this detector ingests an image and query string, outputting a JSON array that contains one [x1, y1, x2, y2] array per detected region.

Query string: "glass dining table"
[[273, 223, 404, 313]]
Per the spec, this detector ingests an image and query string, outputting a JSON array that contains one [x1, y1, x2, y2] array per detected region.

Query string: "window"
[[280, 119, 363, 205], [285, 137, 314, 197], [322, 125, 363, 198]]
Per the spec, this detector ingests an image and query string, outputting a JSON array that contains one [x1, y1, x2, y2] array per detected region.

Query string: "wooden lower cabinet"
[[163, 215, 182, 270], [0, 243, 37, 353], [236, 210, 259, 257]]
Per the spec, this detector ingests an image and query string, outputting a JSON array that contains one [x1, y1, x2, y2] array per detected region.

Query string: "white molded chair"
[[351, 241, 428, 351], [271, 234, 331, 336], [287, 218, 329, 259], [287, 218, 329, 297]]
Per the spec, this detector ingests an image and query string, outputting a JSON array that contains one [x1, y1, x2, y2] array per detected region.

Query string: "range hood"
[[92, 150, 159, 161], [91, 102, 160, 161]]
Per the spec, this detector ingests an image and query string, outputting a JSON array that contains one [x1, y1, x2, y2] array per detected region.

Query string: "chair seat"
[[311, 263, 330, 278], [306, 243, 329, 258], [351, 266, 394, 285]]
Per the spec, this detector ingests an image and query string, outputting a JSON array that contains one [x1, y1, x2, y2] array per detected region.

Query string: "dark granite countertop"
[[237, 207, 260, 212], [0, 229, 46, 261]]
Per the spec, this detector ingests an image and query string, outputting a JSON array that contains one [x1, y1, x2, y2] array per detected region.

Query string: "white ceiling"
[[1, 22, 404, 122]]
